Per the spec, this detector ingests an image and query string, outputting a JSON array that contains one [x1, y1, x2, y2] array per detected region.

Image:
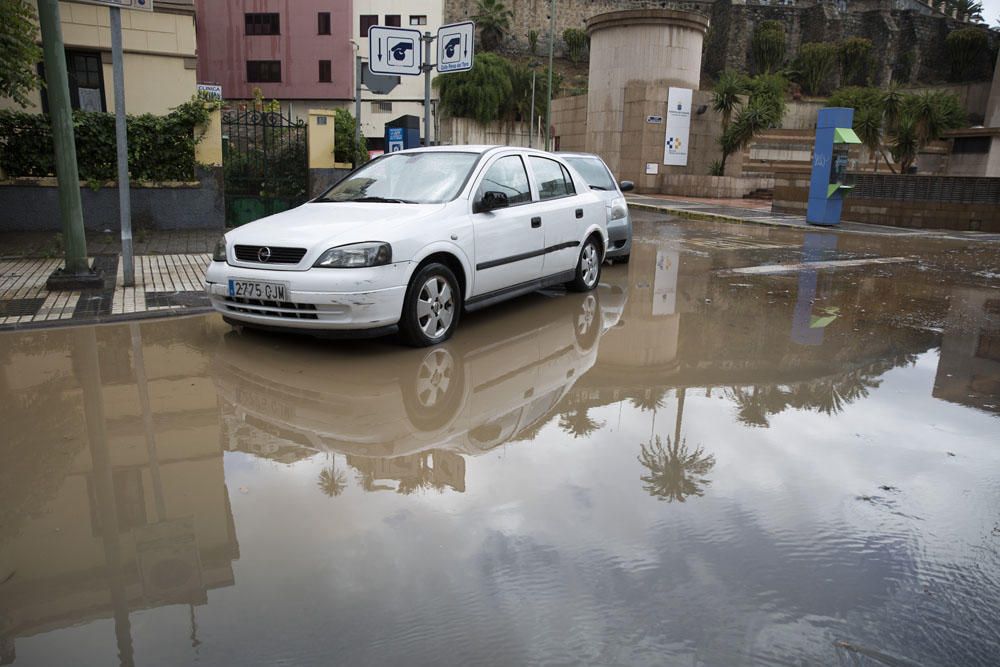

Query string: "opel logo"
[[257, 247, 271, 262]]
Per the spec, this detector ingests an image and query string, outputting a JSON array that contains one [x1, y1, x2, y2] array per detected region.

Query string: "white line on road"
[[725, 257, 914, 275]]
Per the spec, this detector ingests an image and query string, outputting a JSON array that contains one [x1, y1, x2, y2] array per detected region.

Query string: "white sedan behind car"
[[204, 146, 609, 346]]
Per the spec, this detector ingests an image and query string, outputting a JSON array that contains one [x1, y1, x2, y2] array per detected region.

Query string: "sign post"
[[368, 22, 474, 149]]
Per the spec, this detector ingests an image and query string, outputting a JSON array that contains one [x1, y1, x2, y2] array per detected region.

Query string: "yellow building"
[[1, 0, 197, 115]]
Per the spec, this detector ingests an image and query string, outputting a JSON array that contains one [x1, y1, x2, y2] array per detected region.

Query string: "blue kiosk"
[[807, 107, 862, 226]]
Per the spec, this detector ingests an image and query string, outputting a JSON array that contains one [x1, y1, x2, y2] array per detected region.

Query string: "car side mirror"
[[619, 180, 635, 192], [476, 190, 509, 213]]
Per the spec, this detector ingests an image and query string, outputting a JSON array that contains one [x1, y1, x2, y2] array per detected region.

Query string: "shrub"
[[793, 42, 838, 96], [751, 20, 786, 75], [435, 53, 560, 125], [839, 37, 874, 87], [333, 108, 367, 165], [0, 99, 211, 181], [946, 28, 990, 82], [563, 28, 588, 65], [528, 29, 539, 55]]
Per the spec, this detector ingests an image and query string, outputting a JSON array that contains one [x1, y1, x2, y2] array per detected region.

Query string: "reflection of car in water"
[[214, 283, 626, 465], [391, 42, 414, 61], [444, 37, 461, 58]]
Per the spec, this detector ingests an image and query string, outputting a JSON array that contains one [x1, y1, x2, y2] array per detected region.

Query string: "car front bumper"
[[606, 214, 632, 258], [204, 260, 412, 331]]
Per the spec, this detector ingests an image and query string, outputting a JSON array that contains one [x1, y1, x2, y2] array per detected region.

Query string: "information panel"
[[662, 87, 692, 167]]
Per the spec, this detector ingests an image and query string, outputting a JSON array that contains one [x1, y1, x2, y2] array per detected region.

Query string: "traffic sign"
[[437, 21, 474, 73], [368, 25, 423, 76]]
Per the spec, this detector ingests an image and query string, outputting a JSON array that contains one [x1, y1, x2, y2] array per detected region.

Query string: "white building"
[[353, 1, 444, 150]]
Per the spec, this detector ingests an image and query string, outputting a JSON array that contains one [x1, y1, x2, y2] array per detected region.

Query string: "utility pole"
[[528, 61, 539, 148], [545, 0, 556, 151], [37, 0, 98, 288], [422, 31, 434, 146], [110, 7, 135, 286]]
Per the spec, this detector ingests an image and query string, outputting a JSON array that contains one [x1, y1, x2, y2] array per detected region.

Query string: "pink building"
[[195, 0, 354, 111]]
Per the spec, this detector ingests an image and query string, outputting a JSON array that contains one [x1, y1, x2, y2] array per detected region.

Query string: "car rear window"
[[564, 156, 616, 191]]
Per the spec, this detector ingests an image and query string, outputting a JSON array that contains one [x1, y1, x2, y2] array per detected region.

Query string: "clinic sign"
[[663, 87, 692, 167]]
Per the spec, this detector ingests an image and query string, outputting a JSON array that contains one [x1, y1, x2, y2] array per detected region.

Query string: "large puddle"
[[2, 217, 999, 665]]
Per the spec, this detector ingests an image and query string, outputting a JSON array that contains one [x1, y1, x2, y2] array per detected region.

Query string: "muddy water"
[[1, 216, 999, 666]]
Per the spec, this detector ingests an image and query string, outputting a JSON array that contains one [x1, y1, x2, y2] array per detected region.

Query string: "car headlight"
[[212, 237, 227, 262], [313, 242, 392, 268], [609, 197, 628, 221]]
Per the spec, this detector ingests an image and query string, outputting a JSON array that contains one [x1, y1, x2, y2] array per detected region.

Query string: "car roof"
[[555, 151, 607, 162], [393, 145, 577, 160]]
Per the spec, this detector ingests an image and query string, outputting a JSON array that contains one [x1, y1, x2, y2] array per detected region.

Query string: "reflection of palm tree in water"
[[637, 387, 716, 502], [558, 406, 604, 438], [318, 465, 347, 497]]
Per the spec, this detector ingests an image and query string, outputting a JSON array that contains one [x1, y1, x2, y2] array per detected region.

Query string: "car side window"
[[475, 155, 532, 206], [530, 156, 575, 200]]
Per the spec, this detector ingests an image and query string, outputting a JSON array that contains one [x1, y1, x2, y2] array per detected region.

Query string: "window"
[[318, 12, 331, 35], [246, 60, 281, 83], [319, 60, 332, 82], [385, 14, 401, 27], [563, 156, 616, 191], [360, 14, 378, 35], [245, 13, 280, 36], [409, 15, 427, 26], [316, 152, 480, 204], [477, 156, 532, 206], [530, 156, 575, 199], [40, 51, 106, 112], [371, 101, 393, 113]]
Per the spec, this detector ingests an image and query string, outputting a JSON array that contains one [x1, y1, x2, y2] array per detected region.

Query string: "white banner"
[[663, 87, 692, 166]]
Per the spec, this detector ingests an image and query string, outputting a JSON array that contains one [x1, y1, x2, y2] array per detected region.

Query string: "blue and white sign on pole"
[[368, 25, 423, 76], [437, 21, 474, 73], [387, 127, 404, 152]]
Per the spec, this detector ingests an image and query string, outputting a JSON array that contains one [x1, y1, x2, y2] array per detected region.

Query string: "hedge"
[[0, 100, 211, 182]]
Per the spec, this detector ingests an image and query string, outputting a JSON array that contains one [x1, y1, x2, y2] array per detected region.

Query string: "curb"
[[0, 305, 214, 334]]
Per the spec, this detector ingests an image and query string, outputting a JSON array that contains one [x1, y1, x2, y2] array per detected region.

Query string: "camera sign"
[[368, 25, 423, 76], [437, 22, 475, 73]]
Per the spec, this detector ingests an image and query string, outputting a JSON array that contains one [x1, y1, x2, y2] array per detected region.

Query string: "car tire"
[[399, 262, 462, 347], [566, 236, 602, 293]]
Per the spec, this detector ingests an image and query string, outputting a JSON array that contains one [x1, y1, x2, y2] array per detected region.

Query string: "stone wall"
[[772, 171, 1000, 231], [660, 174, 774, 198], [551, 94, 589, 152], [0, 167, 224, 232]]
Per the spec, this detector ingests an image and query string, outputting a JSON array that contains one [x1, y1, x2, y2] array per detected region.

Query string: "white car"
[[558, 152, 633, 263], [205, 146, 609, 346]]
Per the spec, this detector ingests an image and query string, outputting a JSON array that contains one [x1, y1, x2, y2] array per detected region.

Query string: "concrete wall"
[[551, 95, 589, 153], [0, 167, 224, 231], [661, 174, 774, 198], [586, 9, 709, 181], [438, 117, 542, 147], [772, 171, 1000, 232], [1, 1, 197, 115]]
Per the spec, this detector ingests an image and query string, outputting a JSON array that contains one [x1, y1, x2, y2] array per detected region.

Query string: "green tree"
[[711, 69, 746, 134], [949, 0, 984, 22], [892, 91, 966, 171], [751, 20, 786, 75], [528, 29, 539, 55], [434, 53, 513, 123], [333, 108, 367, 165], [945, 28, 990, 81], [0, 0, 42, 107], [793, 42, 838, 96], [717, 74, 786, 174], [562, 28, 588, 65], [473, 0, 513, 52], [839, 37, 874, 87]]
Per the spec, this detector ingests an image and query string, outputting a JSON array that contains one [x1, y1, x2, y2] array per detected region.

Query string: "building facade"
[[0, 0, 197, 115], [194, 0, 355, 119]]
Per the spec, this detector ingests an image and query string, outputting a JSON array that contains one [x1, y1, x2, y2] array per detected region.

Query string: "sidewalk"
[[0, 229, 218, 331], [628, 194, 1000, 243]]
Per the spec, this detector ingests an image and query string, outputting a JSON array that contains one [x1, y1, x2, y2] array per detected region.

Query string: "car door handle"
[[531, 216, 542, 228], [575, 208, 583, 219]]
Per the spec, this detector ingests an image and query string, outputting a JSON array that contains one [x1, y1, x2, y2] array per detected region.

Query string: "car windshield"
[[315, 152, 479, 204], [563, 156, 617, 191]]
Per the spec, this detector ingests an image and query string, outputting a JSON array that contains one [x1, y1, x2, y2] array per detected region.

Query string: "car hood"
[[225, 202, 449, 248]]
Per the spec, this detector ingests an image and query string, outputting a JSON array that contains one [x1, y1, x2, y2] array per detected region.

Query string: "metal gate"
[[222, 109, 308, 227]]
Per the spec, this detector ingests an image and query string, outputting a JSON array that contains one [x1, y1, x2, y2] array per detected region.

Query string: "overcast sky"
[[980, 0, 999, 25]]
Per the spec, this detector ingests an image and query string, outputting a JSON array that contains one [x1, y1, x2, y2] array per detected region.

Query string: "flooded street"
[[2, 213, 999, 666]]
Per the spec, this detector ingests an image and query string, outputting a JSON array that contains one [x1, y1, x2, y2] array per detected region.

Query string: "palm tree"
[[949, 0, 983, 22], [637, 435, 716, 502], [474, 0, 513, 52], [854, 105, 884, 172], [711, 70, 745, 135]]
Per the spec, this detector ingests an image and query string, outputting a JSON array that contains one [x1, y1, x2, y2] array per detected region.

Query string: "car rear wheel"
[[566, 236, 602, 292], [399, 263, 462, 347]]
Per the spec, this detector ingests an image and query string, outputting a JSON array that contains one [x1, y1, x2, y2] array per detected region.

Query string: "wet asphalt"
[[1, 210, 998, 666]]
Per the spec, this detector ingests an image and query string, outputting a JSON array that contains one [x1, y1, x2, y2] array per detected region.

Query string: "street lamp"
[[528, 61, 540, 148], [545, 0, 556, 151]]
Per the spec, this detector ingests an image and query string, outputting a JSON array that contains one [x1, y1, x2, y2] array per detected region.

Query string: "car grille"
[[234, 245, 307, 264], [223, 296, 318, 319]]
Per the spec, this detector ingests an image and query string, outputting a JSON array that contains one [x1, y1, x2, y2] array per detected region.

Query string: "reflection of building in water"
[[0, 322, 238, 665], [348, 451, 466, 494], [933, 288, 1000, 414]]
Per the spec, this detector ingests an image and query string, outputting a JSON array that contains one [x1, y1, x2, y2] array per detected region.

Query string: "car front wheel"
[[567, 236, 602, 292], [399, 263, 462, 347]]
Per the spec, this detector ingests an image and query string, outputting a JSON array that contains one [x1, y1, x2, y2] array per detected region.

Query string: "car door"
[[471, 154, 544, 296], [527, 155, 584, 276]]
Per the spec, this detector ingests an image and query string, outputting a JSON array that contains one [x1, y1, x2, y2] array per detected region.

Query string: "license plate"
[[228, 279, 288, 301]]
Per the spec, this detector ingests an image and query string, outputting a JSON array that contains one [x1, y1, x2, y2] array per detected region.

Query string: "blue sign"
[[387, 128, 403, 142]]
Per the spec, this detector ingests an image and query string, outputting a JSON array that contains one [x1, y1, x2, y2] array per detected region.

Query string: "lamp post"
[[528, 61, 540, 148], [545, 0, 556, 151]]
